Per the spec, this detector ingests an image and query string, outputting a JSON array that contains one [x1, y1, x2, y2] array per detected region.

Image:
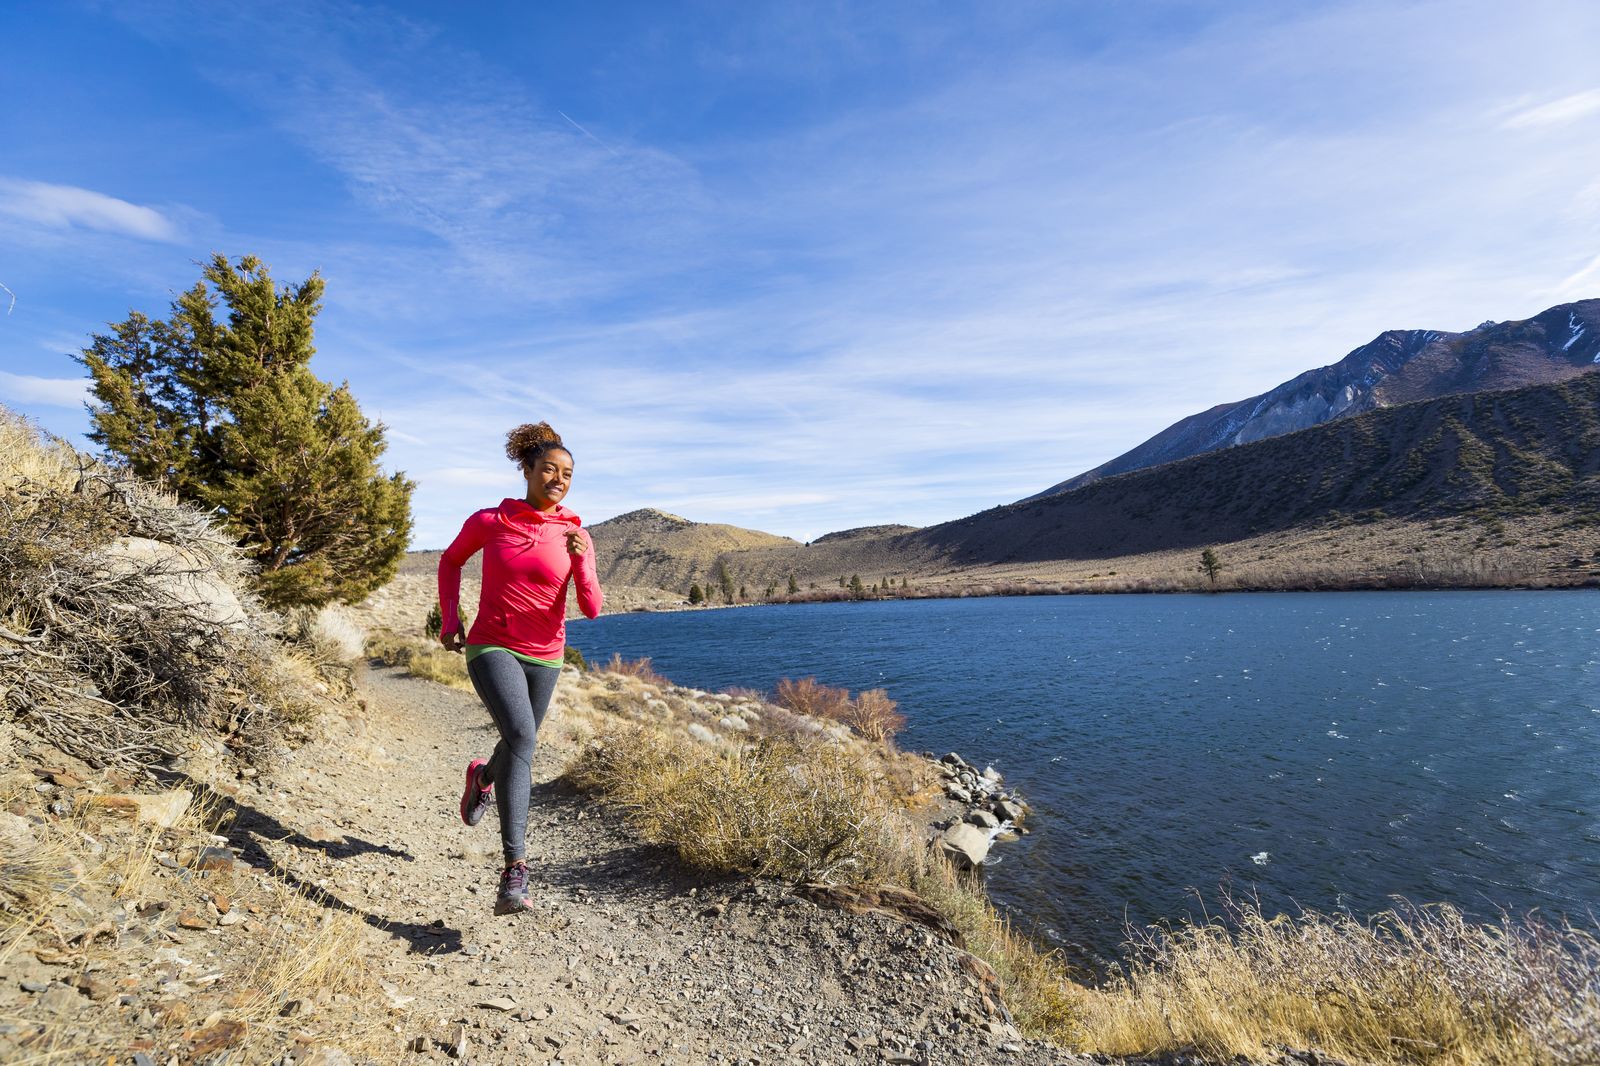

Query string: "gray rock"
[[19, 979, 47, 993], [939, 823, 991, 870], [944, 784, 972, 804], [992, 798, 1025, 823], [964, 809, 1000, 830]]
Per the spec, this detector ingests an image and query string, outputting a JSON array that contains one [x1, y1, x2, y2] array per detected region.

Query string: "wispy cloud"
[[1498, 88, 1600, 129], [17, 1, 1600, 546], [0, 178, 180, 242], [0, 371, 87, 408]]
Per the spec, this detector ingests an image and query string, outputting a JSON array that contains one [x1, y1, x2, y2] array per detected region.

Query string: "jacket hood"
[[496, 497, 582, 527]]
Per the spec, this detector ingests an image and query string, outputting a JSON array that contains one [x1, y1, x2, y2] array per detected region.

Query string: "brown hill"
[[586, 508, 798, 591]]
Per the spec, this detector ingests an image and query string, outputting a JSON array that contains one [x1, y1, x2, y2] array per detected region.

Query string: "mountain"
[[587, 508, 798, 591], [913, 371, 1600, 567], [1025, 299, 1600, 500], [590, 373, 1600, 592]]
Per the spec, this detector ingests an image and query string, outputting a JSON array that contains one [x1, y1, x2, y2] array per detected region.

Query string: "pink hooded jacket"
[[437, 498, 604, 661]]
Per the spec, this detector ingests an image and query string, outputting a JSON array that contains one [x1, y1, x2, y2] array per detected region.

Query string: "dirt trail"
[[261, 664, 1093, 1065]]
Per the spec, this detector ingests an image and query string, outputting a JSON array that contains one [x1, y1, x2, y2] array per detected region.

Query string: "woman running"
[[437, 421, 603, 915]]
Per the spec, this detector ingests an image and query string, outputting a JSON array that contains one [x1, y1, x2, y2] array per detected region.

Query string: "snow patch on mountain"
[[1563, 311, 1586, 352]]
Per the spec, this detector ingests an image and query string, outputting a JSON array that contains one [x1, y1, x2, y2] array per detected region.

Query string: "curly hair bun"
[[505, 422, 566, 464]]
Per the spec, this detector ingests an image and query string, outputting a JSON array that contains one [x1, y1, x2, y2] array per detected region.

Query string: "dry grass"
[[0, 408, 80, 497], [295, 603, 368, 664], [366, 630, 474, 691], [907, 852, 1086, 1042], [566, 722, 907, 883], [1077, 895, 1600, 1066]]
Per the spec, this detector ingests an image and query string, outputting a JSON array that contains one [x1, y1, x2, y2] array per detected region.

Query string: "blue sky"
[[4, 1, 1599, 546]]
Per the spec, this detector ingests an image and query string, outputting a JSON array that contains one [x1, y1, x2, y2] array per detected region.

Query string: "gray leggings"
[[465, 650, 560, 865]]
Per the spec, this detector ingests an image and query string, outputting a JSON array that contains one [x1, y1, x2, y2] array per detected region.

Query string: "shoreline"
[[603, 574, 1600, 618]]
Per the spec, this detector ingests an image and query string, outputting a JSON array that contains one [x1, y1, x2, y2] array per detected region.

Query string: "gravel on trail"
[[286, 665, 1098, 1065]]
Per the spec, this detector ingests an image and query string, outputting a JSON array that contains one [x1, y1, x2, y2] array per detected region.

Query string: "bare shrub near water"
[[844, 687, 906, 742], [0, 409, 318, 769], [775, 676, 907, 742], [1079, 894, 1600, 1066], [601, 652, 670, 687], [774, 676, 852, 720]]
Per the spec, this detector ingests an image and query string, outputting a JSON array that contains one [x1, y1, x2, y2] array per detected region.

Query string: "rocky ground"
[[2, 663, 1096, 1065]]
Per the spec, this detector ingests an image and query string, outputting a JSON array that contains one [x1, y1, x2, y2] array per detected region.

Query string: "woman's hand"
[[565, 529, 589, 555], [441, 629, 466, 653]]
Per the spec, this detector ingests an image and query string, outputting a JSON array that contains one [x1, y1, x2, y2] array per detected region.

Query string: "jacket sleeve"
[[437, 512, 490, 637], [572, 527, 604, 620]]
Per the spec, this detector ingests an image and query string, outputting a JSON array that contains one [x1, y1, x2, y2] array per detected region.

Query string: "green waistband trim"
[[465, 644, 563, 669]]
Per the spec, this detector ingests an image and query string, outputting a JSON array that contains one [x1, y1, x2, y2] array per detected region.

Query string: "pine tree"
[[80, 254, 413, 609], [688, 583, 705, 605], [786, 573, 799, 595], [715, 560, 736, 603], [849, 574, 864, 597], [1198, 547, 1224, 589]]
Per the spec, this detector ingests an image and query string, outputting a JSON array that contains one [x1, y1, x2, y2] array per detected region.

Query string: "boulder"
[[944, 783, 972, 805], [96, 538, 246, 628], [939, 752, 966, 768], [83, 790, 192, 829], [965, 808, 1000, 830], [939, 822, 991, 870], [992, 798, 1026, 824], [981, 765, 1002, 784]]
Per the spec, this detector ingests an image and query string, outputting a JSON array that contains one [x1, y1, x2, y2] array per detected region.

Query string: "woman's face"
[[522, 448, 574, 510]]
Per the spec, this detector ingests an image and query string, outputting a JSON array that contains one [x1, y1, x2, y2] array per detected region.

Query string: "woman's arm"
[[568, 527, 604, 619], [437, 512, 490, 649]]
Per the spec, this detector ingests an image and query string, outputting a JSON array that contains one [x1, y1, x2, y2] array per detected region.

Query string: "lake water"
[[568, 591, 1600, 967]]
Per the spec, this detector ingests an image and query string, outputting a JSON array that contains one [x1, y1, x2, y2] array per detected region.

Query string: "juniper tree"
[[79, 254, 414, 609], [1198, 547, 1224, 588], [786, 573, 799, 595], [715, 560, 736, 603], [688, 583, 705, 605]]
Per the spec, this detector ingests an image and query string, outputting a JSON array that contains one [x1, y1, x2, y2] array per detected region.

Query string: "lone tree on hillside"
[[688, 583, 705, 605], [786, 573, 799, 595], [79, 254, 414, 610], [714, 560, 736, 604], [1198, 547, 1224, 589]]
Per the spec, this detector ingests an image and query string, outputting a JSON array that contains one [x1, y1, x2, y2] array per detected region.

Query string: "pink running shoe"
[[459, 759, 493, 826]]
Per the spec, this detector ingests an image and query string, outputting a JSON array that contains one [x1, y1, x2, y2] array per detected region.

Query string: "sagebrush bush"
[[0, 406, 322, 769]]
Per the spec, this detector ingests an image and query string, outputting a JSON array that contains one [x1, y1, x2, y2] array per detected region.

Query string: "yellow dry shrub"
[[567, 724, 907, 883], [366, 630, 474, 691]]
